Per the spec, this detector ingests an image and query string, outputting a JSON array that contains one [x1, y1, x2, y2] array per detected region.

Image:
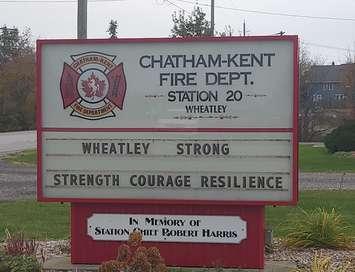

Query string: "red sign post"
[[37, 36, 298, 269]]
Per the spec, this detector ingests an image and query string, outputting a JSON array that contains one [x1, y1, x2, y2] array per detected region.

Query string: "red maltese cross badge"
[[60, 52, 127, 120]]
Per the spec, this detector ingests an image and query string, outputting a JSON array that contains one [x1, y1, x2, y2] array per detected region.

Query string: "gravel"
[[37, 240, 70, 263], [32, 239, 355, 270], [267, 239, 355, 271]]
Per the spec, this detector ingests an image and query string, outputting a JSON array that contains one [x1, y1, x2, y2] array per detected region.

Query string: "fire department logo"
[[60, 52, 127, 120]]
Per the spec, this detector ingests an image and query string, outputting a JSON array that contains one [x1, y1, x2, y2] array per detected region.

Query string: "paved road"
[[0, 130, 36, 154], [0, 160, 36, 200], [0, 130, 37, 199], [300, 172, 355, 190]]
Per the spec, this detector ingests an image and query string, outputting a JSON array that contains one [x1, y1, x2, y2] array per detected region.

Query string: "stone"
[[42, 256, 296, 272]]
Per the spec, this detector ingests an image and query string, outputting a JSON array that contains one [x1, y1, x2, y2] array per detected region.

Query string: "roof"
[[310, 63, 355, 83]]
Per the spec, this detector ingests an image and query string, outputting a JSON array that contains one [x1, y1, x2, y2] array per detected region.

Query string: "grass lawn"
[[0, 191, 354, 241], [4, 149, 37, 165], [299, 144, 355, 172], [0, 200, 69, 241]]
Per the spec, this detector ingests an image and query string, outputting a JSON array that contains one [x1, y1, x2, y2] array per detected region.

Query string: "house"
[[307, 63, 355, 110], [299, 63, 355, 141]]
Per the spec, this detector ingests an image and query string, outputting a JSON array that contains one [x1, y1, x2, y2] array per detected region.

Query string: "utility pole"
[[210, 0, 214, 36], [243, 20, 246, 36], [240, 20, 249, 36], [77, 0, 87, 39]]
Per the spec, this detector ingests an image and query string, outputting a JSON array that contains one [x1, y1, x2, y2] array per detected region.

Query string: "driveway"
[[0, 160, 36, 200], [0, 130, 36, 154]]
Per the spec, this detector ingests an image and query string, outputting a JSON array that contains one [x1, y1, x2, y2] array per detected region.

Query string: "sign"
[[60, 52, 126, 120], [87, 214, 247, 244], [37, 36, 298, 205], [42, 131, 291, 201], [71, 204, 264, 268]]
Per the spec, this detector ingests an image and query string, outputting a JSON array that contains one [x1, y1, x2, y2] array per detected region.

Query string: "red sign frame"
[[71, 203, 265, 268], [36, 35, 299, 206]]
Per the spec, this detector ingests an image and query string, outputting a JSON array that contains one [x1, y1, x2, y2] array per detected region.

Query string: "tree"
[[298, 48, 351, 141], [0, 26, 32, 66], [171, 6, 212, 37], [217, 25, 234, 37], [0, 26, 35, 132], [107, 19, 118, 38], [341, 63, 355, 120], [298, 47, 331, 141], [0, 53, 35, 131]]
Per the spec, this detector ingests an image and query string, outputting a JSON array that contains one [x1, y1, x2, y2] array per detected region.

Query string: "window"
[[313, 94, 322, 102], [323, 83, 334, 90], [335, 94, 345, 100]]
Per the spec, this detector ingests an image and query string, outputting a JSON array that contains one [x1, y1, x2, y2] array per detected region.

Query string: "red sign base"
[[71, 203, 265, 269]]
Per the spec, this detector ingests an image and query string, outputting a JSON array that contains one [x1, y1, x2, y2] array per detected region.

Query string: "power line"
[[3, 0, 355, 23], [172, 0, 355, 22], [303, 41, 355, 53], [0, 0, 125, 3], [164, 0, 189, 13]]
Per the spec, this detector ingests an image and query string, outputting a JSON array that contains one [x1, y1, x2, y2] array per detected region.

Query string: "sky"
[[1, 0, 355, 64]]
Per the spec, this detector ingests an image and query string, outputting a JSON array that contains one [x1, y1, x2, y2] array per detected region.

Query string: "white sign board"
[[37, 37, 298, 204], [87, 214, 247, 244], [40, 39, 294, 128]]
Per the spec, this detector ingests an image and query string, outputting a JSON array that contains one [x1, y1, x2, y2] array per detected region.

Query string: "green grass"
[[0, 191, 354, 241], [299, 144, 355, 172], [4, 149, 37, 165], [266, 190, 355, 237], [0, 200, 69, 241]]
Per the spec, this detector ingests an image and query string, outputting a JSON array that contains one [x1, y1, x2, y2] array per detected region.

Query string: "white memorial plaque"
[[87, 214, 247, 244]]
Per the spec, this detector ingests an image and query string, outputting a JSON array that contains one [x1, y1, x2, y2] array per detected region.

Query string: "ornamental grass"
[[283, 208, 353, 249]]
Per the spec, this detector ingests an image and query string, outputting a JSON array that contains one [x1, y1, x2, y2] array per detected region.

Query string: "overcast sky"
[[1, 0, 355, 64]]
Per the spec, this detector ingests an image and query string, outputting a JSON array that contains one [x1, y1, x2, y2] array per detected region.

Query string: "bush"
[[0, 230, 41, 272], [98, 230, 167, 272], [4, 229, 38, 256], [0, 252, 10, 272], [0, 262, 9, 272], [283, 208, 353, 249], [324, 122, 355, 153], [98, 260, 127, 272], [4, 255, 40, 272], [0, 250, 40, 272]]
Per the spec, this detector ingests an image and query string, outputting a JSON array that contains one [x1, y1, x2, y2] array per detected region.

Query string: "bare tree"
[[217, 25, 234, 37], [342, 63, 355, 120], [298, 47, 333, 141]]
